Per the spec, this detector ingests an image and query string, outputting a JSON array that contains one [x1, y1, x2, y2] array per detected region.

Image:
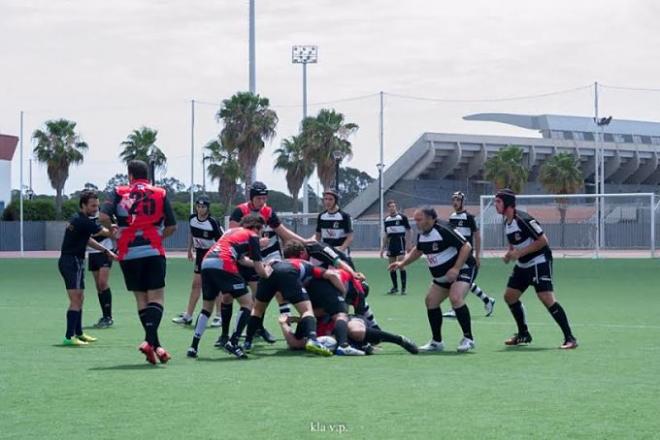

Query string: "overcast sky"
[[2, 0, 660, 196]]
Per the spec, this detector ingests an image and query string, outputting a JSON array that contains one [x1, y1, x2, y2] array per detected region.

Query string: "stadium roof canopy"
[[345, 113, 660, 218]]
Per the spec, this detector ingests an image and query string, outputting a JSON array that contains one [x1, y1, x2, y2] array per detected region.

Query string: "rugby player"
[[494, 189, 578, 349], [243, 240, 347, 357], [100, 160, 177, 365], [380, 200, 411, 295], [315, 189, 354, 266], [59, 190, 117, 345], [227, 181, 308, 344], [172, 196, 224, 326], [389, 207, 477, 353], [444, 191, 496, 317], [187, 214, 269, 359]]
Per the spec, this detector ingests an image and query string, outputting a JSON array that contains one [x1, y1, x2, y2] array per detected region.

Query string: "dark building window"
[[641, 136, 652, 144], [563, 131, 574, 140], [603, 133, 614, 142], [583, 132, 595, 141], [622, 134, 633, 143]]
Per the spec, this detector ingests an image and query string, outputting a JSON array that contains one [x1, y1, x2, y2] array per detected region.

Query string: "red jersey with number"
[[101, 179, 176, 261], [338, 269, 366, 308], [201, 227, 262, 274]]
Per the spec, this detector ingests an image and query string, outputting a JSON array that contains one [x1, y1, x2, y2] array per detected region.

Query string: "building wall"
[[0, 160, 11, 212]]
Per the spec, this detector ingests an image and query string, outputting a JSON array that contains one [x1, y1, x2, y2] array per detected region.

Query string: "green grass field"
[[1, 257, 659, 439]]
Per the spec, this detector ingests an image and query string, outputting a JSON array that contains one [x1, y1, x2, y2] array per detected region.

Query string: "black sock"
[[75, 309, 83, 336], [333, 319, 349, 347], [191, 309, 211, 350], [400, 270, 407, 291], [231, 307, 251, 345], [65, 310, 78, 339], [427, 308, 442, 342], [144, 302, 164, 348], [508, 301, 529, 334], [220, 302, 233, 339], [365, 328, 403, 345], [548, 302, 574, 340], [299, 316, 318, 340], [389, 271, 398, 289], [245, 315, 263, 344], [98, 288, 112, 318], [453, 304, 473, 339]]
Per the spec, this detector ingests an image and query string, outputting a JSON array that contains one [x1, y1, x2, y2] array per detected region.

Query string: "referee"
[[58, 190, 117, 346]]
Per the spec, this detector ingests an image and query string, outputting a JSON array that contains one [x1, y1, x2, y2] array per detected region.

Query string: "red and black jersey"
[[338, 269, 366, 308], [101, 179, 176, 261], [272, 258, 326, 283], [230, 202, 282, 260], [201, 227, 262, 274]]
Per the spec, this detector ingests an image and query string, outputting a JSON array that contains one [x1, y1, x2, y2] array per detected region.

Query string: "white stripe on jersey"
[[386, 225, 407, 235], [516, 254, 547, 268], [455, 226, 472, 238], [425, 247, 458, 268]]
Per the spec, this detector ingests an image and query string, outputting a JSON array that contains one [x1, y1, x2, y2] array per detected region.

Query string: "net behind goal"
[[479, 193, 658, 258]]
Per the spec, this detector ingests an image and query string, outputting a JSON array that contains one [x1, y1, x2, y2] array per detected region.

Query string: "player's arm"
[[446, 242, 472, 282], [86, 237, 118, 260], [472, 216, 481, 265], [162, 196, 177, 238], [98, 191, 117, 228], [248, 235, 269, 278], [337, 214, 354, 252], [187, 233, 194, 261], [388, 248, 422, 271], [277, 315, 305, 350], [319, 268, 347, 296], [380, 230, 388, 258], [403, 215, 413, 250], [312, 213, 322, 241], [506, 218, 547, 262]]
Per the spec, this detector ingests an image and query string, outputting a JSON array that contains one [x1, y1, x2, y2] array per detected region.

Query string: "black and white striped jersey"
[[189, 214, 223, 250], [316, 210, 353, 248], [384, 213, 411, 239], [448, 210, 478, 246], [416, 221, 474, 279], [504, 210, 551, 267]]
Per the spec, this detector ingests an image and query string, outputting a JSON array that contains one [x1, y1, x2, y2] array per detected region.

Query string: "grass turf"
[[1, 257, 659, 439]]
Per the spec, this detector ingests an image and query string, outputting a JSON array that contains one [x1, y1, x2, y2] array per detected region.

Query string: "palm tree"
[[32, 119, 88, 218], [539, 152, 583, 247], [216, 92, 278, 197], [119, 127, 167, 175], [205, 140, 242, 213], [274, 135, 315, 212], [301, 109, 358, 191], [484, 145, 529, 193]]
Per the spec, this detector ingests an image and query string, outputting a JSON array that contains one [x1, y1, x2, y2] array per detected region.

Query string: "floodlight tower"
[[292, 45, 318, 214]]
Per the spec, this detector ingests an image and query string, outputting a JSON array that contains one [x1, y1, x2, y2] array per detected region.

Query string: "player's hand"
[[106, 249, 119, 261], [379, 249, 384, 259], [278, 315, 290, 326], [445, 267, 459, 283], [354, 272, 366, 281], [475, 256, 481, 268], [110, 224, 119, 238], [187, 249, 194, 261], [505, 249, 519, 262], [259, 237, 270, 248], [387, 262, 401, 272]]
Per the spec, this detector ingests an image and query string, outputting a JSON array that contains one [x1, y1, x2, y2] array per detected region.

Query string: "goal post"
[[479, 193, 657, 259]]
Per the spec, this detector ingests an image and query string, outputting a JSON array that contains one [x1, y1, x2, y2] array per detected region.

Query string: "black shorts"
[[307, 279, 348, 316], [387, 236, 406, 257], [194, 248, 209, 274], [507, 259, 554, 293], [256, 268, 309, 305], [119, 256, 166, 292], [58, 255, 85, 290], [201, 268, 248, 300], [88, 252, 113, 272], [238, 265, 260, 283], [433, 265, 478, 290]]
